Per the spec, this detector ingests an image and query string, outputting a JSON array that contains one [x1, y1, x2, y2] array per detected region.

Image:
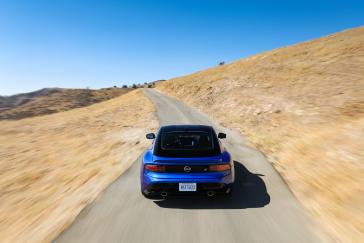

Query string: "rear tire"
[[141, 190, 153, 199]]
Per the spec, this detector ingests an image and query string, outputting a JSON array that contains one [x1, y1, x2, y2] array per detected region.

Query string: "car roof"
[[160, 125, 214, 132]]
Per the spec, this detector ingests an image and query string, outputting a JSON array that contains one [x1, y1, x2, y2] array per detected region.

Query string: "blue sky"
[[0, 0, 363, 95]]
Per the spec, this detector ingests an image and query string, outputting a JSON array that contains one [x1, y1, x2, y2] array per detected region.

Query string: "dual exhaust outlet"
[[160, 190, 215, 197]]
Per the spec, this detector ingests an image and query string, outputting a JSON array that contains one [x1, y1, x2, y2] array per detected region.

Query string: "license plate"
[[179, 183, 197, 191]]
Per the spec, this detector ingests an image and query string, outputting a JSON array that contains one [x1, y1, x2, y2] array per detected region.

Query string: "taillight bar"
[[209, 164, 231, 172], [144, 164, 166, 172]]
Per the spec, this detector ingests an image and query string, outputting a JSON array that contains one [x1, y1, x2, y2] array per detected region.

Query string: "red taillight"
[[144, 164, 166, 172], [209, 164, 231, 172]]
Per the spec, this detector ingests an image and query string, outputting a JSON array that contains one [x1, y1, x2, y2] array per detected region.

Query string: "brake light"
[[209, 164, 231, 172], [144, 164, 166, 172]]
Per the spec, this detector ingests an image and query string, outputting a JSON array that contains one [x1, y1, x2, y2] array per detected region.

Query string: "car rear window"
[[154, 130, 220, 157], [161, 131, 213, 150]]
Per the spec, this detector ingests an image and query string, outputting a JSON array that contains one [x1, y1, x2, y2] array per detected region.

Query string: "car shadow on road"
[[154, 161, 270, 209]]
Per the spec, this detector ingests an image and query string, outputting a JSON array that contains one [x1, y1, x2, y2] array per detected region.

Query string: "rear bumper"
[[141, 171, 234, 194], [144, 183, 232, 195]]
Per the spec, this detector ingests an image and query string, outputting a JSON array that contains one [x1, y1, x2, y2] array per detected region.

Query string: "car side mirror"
[[146, 133, 155, 139], [218, 133, 226, 139]]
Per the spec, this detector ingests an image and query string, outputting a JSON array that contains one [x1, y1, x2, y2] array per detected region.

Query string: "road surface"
[[55, 89, 322, 243]]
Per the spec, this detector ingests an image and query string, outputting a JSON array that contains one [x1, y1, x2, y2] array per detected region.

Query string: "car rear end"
[[141, 125, 234, 197]]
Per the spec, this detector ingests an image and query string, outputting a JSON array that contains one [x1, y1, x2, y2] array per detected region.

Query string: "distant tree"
[[147, 84, 153, 88], [113, 85, 117, 88], [132, 84, 138, 89], [122, 85, 128, 88], [219, 61, 225, 66]]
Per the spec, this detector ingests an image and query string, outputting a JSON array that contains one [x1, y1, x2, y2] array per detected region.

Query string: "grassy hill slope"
[[0, 87, 132, 119], [0, 90, 157, 242], [158, 26, 364, 242]]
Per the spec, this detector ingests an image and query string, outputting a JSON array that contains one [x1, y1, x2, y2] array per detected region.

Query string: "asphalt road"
[[55, 89, 322, 243]]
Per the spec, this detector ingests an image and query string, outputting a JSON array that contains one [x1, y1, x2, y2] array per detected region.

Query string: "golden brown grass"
[[0, 88, 132, 119], [277, 119, 364, 243], [0, 89, 158, 243], [157, 26, 364, 242]]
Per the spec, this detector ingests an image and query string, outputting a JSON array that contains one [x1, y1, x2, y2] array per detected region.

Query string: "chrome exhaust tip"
[[206, 191, 215, 197], [161, 191, 168, 197]]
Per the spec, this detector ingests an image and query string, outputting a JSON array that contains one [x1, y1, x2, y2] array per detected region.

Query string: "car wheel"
[[141, 190, 153, 199]]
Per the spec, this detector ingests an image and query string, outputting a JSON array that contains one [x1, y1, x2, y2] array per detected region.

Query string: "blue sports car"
[[140, 125, 235, 198]]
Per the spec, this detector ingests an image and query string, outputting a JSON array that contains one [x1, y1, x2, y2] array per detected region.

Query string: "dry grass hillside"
[[0, 90, 158, 242], [158, 26, 364, 242], [0, 87, 132, 119]]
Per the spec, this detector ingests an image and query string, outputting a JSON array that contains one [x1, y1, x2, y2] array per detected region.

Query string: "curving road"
[[55, 89, 322, 243]]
